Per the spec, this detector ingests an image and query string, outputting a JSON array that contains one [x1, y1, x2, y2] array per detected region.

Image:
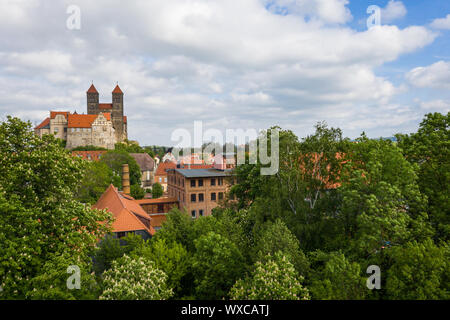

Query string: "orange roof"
[[72, 150, 107, 161], [94, 185, 155, 235], [155, 162, 176, 177], [34, 117, 50, 130], [148, 213, 167, 229], [123, 116, 127, 123], [112, 84, 123, 94], [87, 84, 98, 93], [67, 113, 111, 128], [136, 197, 178, 205], [99, 103, 112, 110], [50, 111, 70, 119]]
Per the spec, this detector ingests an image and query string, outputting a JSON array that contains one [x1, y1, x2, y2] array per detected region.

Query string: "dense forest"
[[0, 112, 448, 300]]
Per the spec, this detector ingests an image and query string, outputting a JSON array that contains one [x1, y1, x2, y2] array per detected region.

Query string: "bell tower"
[[112, 84, 124, 142], [87, 83, 99, 114]]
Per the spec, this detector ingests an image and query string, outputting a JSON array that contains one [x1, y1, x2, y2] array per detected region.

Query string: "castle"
[[34, 84, 127, 149]]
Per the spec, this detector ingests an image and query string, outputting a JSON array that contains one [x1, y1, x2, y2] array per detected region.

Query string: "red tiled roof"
[[87, 84, 98, 93], [67, 113, 111, 128], [112, 84, 123, 94], [34, 117, 50, 130], [94, 185, 155, 235], [155, 162, 176, 177], [99, 103, 112, 110], [72, 150, 107, 161], [50, 111, 70, 119]]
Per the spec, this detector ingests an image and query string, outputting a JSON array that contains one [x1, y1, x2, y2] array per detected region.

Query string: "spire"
[[112, 84, 123, 94], [87, 83, 98, 93]]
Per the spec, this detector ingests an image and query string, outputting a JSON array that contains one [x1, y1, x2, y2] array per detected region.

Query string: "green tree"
[[0, 116, 112, 298], [308, 251, 366, 300], [230, 252, 310, 300], [396, 112, 450, 240], [25, 252, 100, 300], [253, 219, 309, 277], [192, 232, 245, 299], [386, 239, 449, 300], [130, 184, 145, 200], [76, 160, 117, 204], [99, 255, 173, 300], [130, 238, 190, 297], [339, 136, 432, 258], [100, 149, 141, 186], [152, 182, 164, 199]]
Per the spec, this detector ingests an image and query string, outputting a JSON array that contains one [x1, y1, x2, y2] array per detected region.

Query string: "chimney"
[[122, 163, 130, 195]]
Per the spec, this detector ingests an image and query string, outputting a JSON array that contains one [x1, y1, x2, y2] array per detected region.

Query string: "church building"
[[34, 84, 128, 149]]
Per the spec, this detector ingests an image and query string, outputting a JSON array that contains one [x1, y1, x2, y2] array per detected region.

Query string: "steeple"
[[87, 83, 98, 93], [112, 84, 123, 94], [87, 83, 99, 114]]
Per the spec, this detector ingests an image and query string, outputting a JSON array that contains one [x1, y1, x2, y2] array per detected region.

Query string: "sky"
[[0, 0, 449, 146]]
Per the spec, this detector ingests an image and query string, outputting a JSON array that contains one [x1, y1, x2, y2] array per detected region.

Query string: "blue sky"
[[0, 0, 448, 145]]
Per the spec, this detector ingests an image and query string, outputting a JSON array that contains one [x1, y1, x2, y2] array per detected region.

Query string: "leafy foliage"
[[152, 182, 164, 199], [230, 252, 310, 300], [0, 117, 112, 298], [99, 255, 173, 300]]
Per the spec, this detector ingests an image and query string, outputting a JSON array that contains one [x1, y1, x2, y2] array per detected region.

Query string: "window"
[[198, 179, 203, 187], [157, 204, 164, 212], [164, 177, 167, 182], [190, 180, 196, 187], [199, 193, 204, 202], [218, 177, 223, 185], [159, 177, 162, 182], [218, 192, 224, 200], [191, 210, 196, 218], [54, 127, 59, 133], [211, 178, 216, 186], [211, 192, 216, 201], [199, 209, 204, 217], [117, 232, 126, 238], [191, 194, 196, 202]]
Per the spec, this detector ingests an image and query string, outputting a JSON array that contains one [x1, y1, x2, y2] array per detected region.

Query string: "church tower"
[[87, 84, 99, 115], [111, 84, 124, 142]]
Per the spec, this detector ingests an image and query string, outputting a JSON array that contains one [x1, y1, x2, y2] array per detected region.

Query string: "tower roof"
[[87, 84, 98, 93], [112, 84, 123, 94]]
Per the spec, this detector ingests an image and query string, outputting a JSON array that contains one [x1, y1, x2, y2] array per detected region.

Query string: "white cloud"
[[381, 1, 407, 24], [0, 0, 440, 144], [406, 61, 450, 89], [418, 99, 450, 113], [430, 14, 450, 30]]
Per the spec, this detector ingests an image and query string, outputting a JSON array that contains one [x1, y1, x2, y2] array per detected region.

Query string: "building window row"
[[190, 192, 223, 203], [191, 209, 204, 218], [190, 177, 223, 187]]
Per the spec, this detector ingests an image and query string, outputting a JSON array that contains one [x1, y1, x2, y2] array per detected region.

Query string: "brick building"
[[167, 168, 231, 218]]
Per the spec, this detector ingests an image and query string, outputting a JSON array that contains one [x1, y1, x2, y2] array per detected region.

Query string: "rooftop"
[[172, 168, 231, 178]]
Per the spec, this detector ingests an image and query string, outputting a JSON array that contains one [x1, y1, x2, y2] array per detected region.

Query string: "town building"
[[167, 167, 231, 218], [94, 164, 180, 239], [130, 153, 156, 188], [34, 84, 127, 149]]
